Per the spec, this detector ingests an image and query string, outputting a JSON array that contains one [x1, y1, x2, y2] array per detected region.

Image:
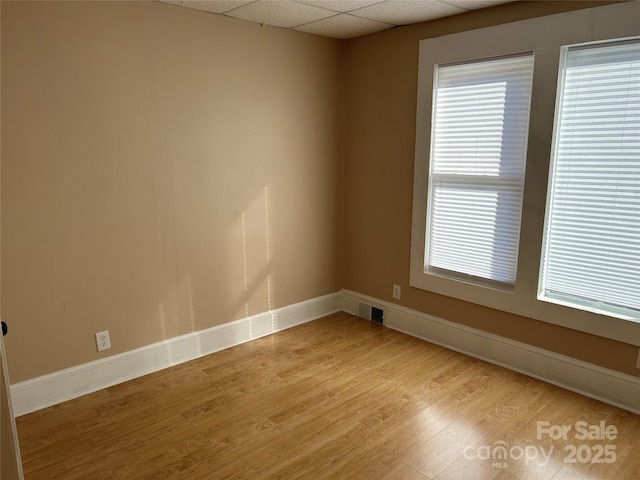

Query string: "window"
[[426, 54, 534, 287], [539, 39, 640, 320], [411, 1, 640, 344]]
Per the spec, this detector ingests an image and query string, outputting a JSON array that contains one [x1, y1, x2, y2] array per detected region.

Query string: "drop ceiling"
[[159, 0, 514, 39]]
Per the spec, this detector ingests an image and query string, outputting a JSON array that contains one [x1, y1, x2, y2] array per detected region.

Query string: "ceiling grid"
[[159, 0, 513, 39]]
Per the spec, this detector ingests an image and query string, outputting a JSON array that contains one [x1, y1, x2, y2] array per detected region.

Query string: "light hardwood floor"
[[16, 312, 640, 479]]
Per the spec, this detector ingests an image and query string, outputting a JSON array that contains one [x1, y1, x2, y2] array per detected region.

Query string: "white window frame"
[[410, 1, 640, 346], [539, 38, 640, 322], [425, 53, 534, 290]]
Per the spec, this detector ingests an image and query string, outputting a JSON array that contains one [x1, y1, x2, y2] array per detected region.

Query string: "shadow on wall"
[[155, 184, 277, 364]]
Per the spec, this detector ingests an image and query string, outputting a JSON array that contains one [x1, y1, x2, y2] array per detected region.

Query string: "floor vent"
[[371, 307, 384, 325], [357, 302, 384, 325]]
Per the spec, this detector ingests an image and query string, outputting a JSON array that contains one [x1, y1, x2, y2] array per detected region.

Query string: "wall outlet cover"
[[392, 284, 401, 300], [96, 331, 111, 352]]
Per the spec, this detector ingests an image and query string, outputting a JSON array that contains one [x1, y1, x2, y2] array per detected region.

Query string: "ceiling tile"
[[160, 0, 254, 14], [297, 0, 386, 13], [295, 13, 392, 38], [350, 0, 467, 25], [445, 0, 512, 9], [157, 0, 517, 39], [224, 0, 336, 28]]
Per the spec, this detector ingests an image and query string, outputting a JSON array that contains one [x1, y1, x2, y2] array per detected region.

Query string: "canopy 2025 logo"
[[537, 420, 617, 465], [463, 420, 618, 469]]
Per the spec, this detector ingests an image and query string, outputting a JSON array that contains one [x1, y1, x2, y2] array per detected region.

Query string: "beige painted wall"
[[1, 1, 342, 382], [342, 0, 640, 377], [2, 0, 637, 387], [1, 3, 24, 474]]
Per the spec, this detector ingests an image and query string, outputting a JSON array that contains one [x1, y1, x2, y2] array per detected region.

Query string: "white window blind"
[[540, 39, 640, 319], [426, 54, 534, 286]]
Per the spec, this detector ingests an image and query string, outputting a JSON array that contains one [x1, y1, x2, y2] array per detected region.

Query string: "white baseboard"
[[11, 292, 341, 416], [342, 289, 640, 415], [13, 289, 640, 416]]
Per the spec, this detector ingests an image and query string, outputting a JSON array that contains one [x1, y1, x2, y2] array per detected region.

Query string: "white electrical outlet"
[[392, 284, 401, 300], [95, 330, 111, 352]]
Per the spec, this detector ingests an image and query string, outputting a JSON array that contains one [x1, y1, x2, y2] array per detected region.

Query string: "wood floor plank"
[[15, 312, 640, 480]]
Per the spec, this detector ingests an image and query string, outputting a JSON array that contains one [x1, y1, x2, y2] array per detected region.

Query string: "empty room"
[[1, 0, 639, 479]]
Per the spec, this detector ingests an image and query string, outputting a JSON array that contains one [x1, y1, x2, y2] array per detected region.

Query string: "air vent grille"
[[371, 307, 384, 325], [357, 302, 384, 325]]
